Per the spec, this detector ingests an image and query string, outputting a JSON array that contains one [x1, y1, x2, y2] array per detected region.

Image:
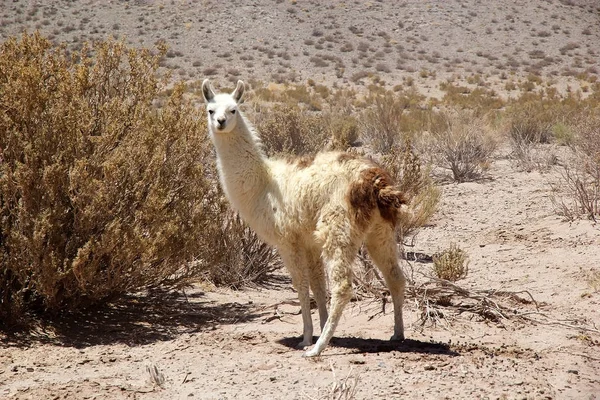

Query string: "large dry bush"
[[426, 110, 497, 182], [381, 144, 440, 238], [253, 104, 329, 156], [359, 92, 405, 153], [554, 113, 600, 220], [0, 33, 276, 324]]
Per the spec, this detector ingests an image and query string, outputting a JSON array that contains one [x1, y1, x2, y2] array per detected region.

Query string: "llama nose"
[[217, 117, 226, 127]]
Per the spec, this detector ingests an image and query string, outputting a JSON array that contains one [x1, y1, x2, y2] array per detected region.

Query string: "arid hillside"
[[1, 0, 598, 95]]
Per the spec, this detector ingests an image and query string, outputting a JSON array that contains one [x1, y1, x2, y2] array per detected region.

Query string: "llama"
[[202, 79, 407, 357]]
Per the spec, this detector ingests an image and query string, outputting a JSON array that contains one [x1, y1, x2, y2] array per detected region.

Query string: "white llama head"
[[202, 79, 245, 134]]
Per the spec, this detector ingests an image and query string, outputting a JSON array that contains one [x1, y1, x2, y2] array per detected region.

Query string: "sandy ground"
[[2, 148, 599, 399]]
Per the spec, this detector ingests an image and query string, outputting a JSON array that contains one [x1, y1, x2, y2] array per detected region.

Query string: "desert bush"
[[554, 113, 600, 220], [199, 211, 281, 289], [359, 92, 408, 153], [328, 114, 359, 150], [427, 110, 497, 182], [0, 33, 276, 324], [507, 102, 554, 145], [254, 104, 329, 156], [432, 243, 469, 282], [381, 144, 440, 238]]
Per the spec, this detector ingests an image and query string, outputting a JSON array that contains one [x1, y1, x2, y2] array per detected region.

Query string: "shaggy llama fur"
[[202, 79, 408, 357]]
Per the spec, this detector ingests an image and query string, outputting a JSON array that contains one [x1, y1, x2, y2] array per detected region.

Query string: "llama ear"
[[232, 80, 245, 103], [202, 79, 215, 102]]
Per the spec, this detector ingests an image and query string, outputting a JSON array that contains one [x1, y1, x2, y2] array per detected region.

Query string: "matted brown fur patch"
[[347, 167, 407, 228]]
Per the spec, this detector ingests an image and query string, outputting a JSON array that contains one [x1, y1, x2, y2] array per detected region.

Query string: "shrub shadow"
[[277, 336, 459, 356], [1, 288, 270, 349]]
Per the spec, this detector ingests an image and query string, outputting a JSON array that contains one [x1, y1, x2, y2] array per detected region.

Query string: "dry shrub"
[[505, 96, 577, 170], [587, 269, 600, 293], [329, 114, 359, 150], [359, 92, 406, 153], [508, 102, 554, 144], [0, 33, 276, 324], [254, 104, 329, 156], [0, 34, 206, 321], [432, 243, 469, 282], [199, 211, 281, 289], [427, 110, 497, 182], [381, 144, 440, 238], [554, 113, 600, 220], [359, 89, 435, 153]]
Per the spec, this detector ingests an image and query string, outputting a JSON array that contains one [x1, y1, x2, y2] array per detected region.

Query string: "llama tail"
[[378, 186, 407, 209], [374, 176, 408, 226]]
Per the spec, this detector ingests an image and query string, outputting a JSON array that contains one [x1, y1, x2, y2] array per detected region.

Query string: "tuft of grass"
[[587, 269, 600, 292], [432, 244, 469, 282]]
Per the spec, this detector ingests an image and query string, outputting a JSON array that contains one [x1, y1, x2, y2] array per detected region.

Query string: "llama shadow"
[[277, 336, 459, 357], [1, 288, 270, 349]]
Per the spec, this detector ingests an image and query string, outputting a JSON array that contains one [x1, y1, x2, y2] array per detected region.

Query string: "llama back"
[[271, 152, 406, 234]]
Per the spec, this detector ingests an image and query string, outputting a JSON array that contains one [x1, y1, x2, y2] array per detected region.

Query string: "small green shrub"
[[432, 243, 469, 282], [552, 122, 575, 146]]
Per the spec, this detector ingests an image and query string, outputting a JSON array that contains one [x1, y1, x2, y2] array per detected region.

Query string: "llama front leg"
[[304, 246, 357, 357], [279, 247, 314, 348]]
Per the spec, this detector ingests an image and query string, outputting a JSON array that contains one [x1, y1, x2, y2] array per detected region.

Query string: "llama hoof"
[[296, 341, 312, 350], [390, 334, 405, 342], [302, 347, 321, 358]]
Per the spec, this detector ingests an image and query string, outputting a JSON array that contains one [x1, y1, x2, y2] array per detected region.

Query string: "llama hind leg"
[[308, 249, 328, 332], [365, 224, 406, 341], [279, 246, 313, 348]]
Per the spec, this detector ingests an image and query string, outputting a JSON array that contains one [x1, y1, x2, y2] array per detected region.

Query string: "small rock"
[[567, 369, 579, 375], [424, 365, 436, 371]]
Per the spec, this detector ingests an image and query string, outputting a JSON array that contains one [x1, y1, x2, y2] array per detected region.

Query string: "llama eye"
[[208, 109, 214, 115], [231, 109, 236, 114]]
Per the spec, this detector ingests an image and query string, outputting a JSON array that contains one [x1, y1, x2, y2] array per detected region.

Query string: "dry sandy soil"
[[2, 150, 600, 399], [1, 1, 600, 399]]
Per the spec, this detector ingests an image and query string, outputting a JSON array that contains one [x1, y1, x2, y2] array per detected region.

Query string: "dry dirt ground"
[[1, 148, 599, 399], [1, 1, 600, 399]]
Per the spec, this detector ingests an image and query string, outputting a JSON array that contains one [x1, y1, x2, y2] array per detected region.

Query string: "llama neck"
[[210, 113, 274, 224]]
